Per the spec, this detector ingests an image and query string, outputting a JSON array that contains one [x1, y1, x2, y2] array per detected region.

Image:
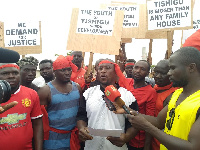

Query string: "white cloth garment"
[[32, 76, 46, 87], [83, 85, 136, 150]]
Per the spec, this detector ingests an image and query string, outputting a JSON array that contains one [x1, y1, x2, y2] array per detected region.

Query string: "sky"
[[0, 0, 199, 65]]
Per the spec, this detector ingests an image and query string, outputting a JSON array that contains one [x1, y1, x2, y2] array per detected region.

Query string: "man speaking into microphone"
[[77, 59, 139, 150], [0, 47, 20, 113]]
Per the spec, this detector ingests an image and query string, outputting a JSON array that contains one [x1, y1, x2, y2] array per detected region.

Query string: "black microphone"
[[0, 48, 20, 63]]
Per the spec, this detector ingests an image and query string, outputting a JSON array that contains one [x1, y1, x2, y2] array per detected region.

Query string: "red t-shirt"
[[129, 84, 157, 148], [70, 68, 86, 89], [0, 86, 42, 150], [152, 83, 178, 150], [154, 83, 179, 117]]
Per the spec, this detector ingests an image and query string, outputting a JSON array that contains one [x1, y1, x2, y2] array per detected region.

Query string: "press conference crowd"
[[0, 29, 200, 150]]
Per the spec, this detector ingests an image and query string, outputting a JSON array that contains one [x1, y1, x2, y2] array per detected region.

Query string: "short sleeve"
[[31, 92, 43, 119]]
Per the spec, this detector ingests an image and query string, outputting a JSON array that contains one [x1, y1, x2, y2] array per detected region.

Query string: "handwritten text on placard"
[[107, 6, 139, 28], [76, 10, 115, 36], [193, 19, 200, 30], [147, 0, 191, 30], [4, 22, 40, 47]]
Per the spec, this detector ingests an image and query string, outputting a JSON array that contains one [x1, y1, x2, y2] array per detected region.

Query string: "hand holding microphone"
[[104, 85, 130, 114]]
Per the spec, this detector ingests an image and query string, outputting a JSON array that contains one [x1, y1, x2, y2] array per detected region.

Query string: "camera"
[[0, 80, 11, 104]]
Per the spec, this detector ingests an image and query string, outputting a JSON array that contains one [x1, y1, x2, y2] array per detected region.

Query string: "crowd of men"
[[0, 29, 200, 150]]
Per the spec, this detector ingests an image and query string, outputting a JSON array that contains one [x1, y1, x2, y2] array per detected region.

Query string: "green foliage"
[[54, 50, 73, 56], [67, 51, 72, 56], [150, 65, 155, 72]]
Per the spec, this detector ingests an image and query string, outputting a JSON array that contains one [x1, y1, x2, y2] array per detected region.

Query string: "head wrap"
[[17, 56, 39, 68], [53, 55, 78, 72], [183, 29, 200, 51], [125, 63, 135, 67], [99, 60, 125, 79], [0, 64, 19, 70]]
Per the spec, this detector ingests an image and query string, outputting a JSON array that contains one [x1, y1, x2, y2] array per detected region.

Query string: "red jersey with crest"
[[0, 86, 42, 150]]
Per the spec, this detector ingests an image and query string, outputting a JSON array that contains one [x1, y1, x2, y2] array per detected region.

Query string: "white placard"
[[107, 6, 139, 28], [4, 21, 40, 47], [147, 0, 192, 30], [88, 127, 123, 137], [76, 9, 115, 36], [193, 19, 200, 30]]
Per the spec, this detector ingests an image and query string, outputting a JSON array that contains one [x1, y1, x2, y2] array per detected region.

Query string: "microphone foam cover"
[[104, 85, 121, 102]]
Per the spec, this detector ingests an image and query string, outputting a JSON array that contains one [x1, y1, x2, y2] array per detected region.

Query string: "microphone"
[[0, 48, 20, 63], [104, 85, 130, 114]]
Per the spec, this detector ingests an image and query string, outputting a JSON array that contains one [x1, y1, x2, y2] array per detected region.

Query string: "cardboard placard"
[[147, 0, 193, 31], [107, 5, 139, 28], [193, 19, 200, 30], [102, 3, 147, 38], [142, 30, 168, 39], [0, 21, 42, 55], [103, 2, 169, 39], [67, 8, 124, 55], [121, 38, 132, 43]]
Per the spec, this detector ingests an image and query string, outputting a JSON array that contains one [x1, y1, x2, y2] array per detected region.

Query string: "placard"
[[67, 8, 124, 55], [147, 0, 193, 30], [121, 38, 132, 43], [76, 10, 115, 36], [0, 21, 42, 55], [193, 19, 200, 30], [107, 6, 139, 28], [4, 21, 40, 47], [103, 2, 168, 39]]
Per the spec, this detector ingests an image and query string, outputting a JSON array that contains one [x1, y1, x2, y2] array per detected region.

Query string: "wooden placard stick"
[[86, 52, 94, 76], [180, 30, 184, 48], [167, 30, 174, 59], [115, 55, 118, 63], [82, 52, 85, 68], [148, 39, 153, 65]]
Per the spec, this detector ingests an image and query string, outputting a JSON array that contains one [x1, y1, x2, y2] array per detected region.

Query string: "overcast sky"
[[0, 0, 199, 65]]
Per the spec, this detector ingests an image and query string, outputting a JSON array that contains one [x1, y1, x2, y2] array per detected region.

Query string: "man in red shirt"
[[124, 59, 136, 78], [152, 59, 179, 150], [128, 60, 157, 150], [0, 63, 43, 150], [70, 51, 86, 90]]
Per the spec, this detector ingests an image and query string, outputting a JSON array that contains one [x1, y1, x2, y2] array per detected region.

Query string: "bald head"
[[70, 51, 83, 69], [154, 59, 170, 87], [156, 60, 169, 69], [172, 47, 200, 73]]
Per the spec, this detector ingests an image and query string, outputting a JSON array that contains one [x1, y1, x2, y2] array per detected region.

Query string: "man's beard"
[[172, 79, 188, 87], [11, 84, 20, 92], [44, 75, 53, 81], [127, 74, 133, 78], [133, 76, 144, 82]]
